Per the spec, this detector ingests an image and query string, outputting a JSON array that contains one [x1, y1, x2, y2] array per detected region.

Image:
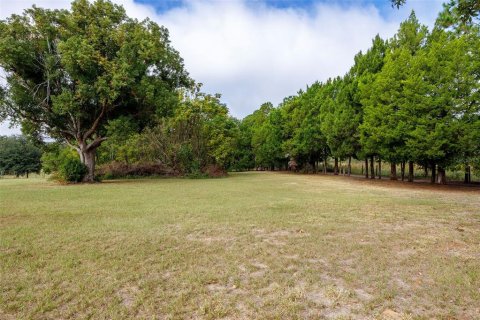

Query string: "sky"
[[0, 0, 444, 135]]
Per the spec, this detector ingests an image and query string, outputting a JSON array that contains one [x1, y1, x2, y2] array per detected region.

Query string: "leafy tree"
[[405, 28, 480, 183], [0, 0, 191, 181], [230, 118, 255, 171], [0, 135, 41, 177], [392, 0, 479, 29], [353, 35, 387, 178], [41, 143, 76, 174], [286, 84, 328, 172], [252, 106, 285, 170], [361, 12, 428, 180], [391, 0, 407, 9], [122, 90, 237, 176], [97, 116, 139, 165]]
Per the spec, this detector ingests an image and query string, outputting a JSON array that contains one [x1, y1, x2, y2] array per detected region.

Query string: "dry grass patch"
[[0, 172, 479, 319]]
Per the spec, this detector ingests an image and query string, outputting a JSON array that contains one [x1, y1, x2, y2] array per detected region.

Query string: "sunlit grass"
[[1, 172, 479, 319]]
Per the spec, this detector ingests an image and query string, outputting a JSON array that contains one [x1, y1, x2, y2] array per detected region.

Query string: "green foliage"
[[0, 0, 191, 181], [251, 106, 286, 169], [360, 13, 427, 163], [97, 116, 139, 165], [0, 136, 40, 175], [59, 158, 87, 183], [390, 0, 406, 9], [41, 144, 88, 182], [96, 89, 237, 177], [0, 135, 42, 176], [41, 144, 78, 174], [241, 10, 480, 183]]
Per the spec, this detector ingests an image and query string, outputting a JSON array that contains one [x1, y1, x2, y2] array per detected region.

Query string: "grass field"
[[1, 172, 479, 319]]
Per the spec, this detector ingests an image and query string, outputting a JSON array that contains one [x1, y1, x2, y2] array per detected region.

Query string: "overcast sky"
[[0, 0, 444, 135]]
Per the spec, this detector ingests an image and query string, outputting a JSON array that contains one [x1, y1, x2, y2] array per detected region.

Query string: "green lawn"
[[1, 172, 479, 319]]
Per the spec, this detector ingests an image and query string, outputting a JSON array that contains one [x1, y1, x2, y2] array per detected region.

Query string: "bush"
[[41, 145, 78, 174], [59, 158, 87, 182], [97, 162, 176, 179]]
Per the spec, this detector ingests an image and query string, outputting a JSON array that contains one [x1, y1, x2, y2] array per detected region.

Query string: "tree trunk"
[[408, 161, 414, 182], [370, 156, 374, 179], [365, 158, 369, 179], [323, 158, 327, 174], [390, 162, 397, 180], [347, 156, 351, 176], [430, 162, 436, 184], [334, 158, 339, 175], [464, 165, 471, 184], [437, 166, 446, 184], [400, 161, 405, 181], [378, 157, 382, 179], [79, 148, 97, 182]]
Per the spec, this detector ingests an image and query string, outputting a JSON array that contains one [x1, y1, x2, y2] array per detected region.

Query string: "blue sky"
[[132, 0, 438, 19], [1, 0, 445, 135]]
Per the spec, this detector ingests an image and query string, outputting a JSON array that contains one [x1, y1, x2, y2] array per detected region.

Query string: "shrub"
[[97, 162, 176, 179], [41, 145, 78, 174], [59, 158, 87, 182]]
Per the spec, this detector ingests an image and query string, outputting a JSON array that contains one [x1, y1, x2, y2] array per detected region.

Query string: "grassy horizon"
[[1, 172, 479, 319]]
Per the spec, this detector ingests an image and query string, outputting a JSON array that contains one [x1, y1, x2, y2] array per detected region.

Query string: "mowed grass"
[[1, 172, 479, 319]]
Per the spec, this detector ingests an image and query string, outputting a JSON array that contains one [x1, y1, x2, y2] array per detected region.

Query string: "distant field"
[[1, 172, 479, 319]]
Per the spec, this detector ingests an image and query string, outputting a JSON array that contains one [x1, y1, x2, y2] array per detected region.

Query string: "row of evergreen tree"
[[232, 12, 480, 184]]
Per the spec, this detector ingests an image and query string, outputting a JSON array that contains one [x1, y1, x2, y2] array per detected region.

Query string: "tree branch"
[[86, 136, 108, 151], [83, 103, 107, 141]]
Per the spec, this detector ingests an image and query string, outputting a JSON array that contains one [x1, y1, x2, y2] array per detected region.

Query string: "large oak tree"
[[0, 0, 191, 181]]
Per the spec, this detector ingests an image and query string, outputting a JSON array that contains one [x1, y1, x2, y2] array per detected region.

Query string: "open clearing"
[[1, 172, 479, 319]]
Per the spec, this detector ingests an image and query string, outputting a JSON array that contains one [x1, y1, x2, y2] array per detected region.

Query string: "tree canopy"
[[0, 0, 191, 181], [238, 7, 480, 183], [0, 135, 41, 177]]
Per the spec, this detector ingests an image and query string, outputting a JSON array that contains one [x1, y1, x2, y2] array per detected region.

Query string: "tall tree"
[[285, 84, 328, 172], [0, 0, 191, 181], [405, 27, 480, 183], [361, 12, 428, 180], [354, 35, 387, 178], [252, 106, 285, 170], [0, 135, 41, 177]]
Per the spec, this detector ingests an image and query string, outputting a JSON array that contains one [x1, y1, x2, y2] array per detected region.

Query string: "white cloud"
[[156, 0, 443, 117], [0, 0, 444, 135]]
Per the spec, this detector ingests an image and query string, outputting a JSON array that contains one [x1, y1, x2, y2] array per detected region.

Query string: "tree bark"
[[437, 166, 446, 184], [334, 158, 339, 175], [408, 161, 414, 182], [378, 157, 382, 179], [370, 156, 374, 179], [430, 162, 436, 184], [347, 156, 351, 176], [323, 158, 327, 174], [80, 148, 97, 182], [390, 162, 397, 180], [365, 158, 369, 179], [400, 161, 405, 181], [464, 165, 471, 184]]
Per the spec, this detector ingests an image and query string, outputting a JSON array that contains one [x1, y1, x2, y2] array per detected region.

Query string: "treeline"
[[0, 135, 41, 177], [28, 89, 238, 181], [1, 0, 479, 183], [94, 89, 238, 178], [232, 12, 480, 184]]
